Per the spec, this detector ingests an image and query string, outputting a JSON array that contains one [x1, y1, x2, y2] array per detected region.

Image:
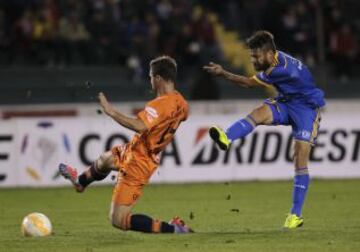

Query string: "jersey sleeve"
[[137, 99, 166, 129], [252, 72, 273, 86], [252, 66, 290, 86]]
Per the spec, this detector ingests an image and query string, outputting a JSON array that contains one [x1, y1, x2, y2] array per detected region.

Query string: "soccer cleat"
[[209, 126, 231, 151], [169, 216, 194, 234], [283, 214, 304, 229], [58, 163, 84, 193]]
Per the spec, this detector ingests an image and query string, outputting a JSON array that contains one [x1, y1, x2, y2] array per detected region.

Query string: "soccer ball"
[[21, 213, 52, 237]]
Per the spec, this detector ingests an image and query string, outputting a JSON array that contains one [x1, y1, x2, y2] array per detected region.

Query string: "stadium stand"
[[0, 0, 359, 103]]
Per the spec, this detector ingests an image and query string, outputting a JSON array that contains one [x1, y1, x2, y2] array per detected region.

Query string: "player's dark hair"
[[246, 30, 276, 52], [150, 55, 177, 82]]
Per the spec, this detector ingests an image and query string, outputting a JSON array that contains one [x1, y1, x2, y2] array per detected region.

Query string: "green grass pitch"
[[1, 179, 360, 252]]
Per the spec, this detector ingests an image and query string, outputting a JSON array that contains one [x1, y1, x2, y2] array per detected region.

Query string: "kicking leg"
[[59, 151, 114, 192], [209, 104, 273, 150], [284, 140, 311, 229]]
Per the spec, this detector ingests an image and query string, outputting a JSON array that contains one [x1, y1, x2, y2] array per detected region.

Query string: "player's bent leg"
[[209, 104, 273, 151], [111, 179, 192, 234], [59, 151, 114, 192], [110, 203, 193, 233], [248, 104, 274, 125], [284, 140, 311, 229], [109, 203, 133, 230]]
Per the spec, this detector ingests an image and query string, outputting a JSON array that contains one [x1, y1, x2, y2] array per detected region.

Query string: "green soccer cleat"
[[209, 126, 231, 151], [283, 214, 304, 229]]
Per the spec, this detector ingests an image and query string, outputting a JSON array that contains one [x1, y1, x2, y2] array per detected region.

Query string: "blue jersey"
[[253, 51, 325, 108]]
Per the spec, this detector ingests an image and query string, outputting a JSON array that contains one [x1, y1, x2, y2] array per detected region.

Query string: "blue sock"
[[225, 117, 255, 142], [291, 171, 310, 217]]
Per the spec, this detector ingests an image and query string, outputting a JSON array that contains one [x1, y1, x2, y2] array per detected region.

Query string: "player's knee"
[[293, 149, 302, 168], [251, 107, 262, 118], [93, 152, 112, 176], [109, 205, 131, 231], [110, 217, 123, 230], [250, 105, 272, 124], [293, 142, 310, 169], [109, 211, 128, 230], [98, 152, 112, 169]]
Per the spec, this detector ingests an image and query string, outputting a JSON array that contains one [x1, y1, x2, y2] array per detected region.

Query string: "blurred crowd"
[[0, 0, 358, 80], [204, 0, 359, 78], [0, 0, 223, 71]]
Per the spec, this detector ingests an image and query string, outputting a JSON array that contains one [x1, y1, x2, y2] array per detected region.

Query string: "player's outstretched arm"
[[98, 92, 146, 133], [203, 62, 264, 88]]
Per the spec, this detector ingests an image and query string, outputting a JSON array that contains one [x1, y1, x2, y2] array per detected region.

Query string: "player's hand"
[[203, 62, 224, 76], [98, 92, 115, 116]]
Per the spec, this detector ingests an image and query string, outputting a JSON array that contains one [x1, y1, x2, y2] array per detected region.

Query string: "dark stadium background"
[[0, 0, 359, 104], [1, 1, 360, 251]]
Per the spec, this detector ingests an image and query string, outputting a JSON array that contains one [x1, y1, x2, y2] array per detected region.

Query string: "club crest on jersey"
[[145, 106, 158, 122], [297, 130, 311, 140]]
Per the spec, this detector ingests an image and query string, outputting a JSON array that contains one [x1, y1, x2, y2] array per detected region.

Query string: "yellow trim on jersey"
[[252, 75, 272, 86], [271, 51, 280, 67], [310, 109, 321, 143], [275, 51, 279, 64]]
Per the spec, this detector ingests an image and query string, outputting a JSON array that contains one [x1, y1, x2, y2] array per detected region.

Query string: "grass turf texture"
[[1, 180, 360, 252]]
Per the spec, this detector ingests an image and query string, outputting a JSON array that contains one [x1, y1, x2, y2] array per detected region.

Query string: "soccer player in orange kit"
[[59, 56, 192, 233]]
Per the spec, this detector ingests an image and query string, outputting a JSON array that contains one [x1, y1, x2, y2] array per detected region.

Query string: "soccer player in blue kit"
[[203, 31, 325, 229]]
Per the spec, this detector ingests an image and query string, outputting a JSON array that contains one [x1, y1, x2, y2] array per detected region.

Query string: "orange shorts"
[[111, 173, 144, 206], [111, 145, 149, 206]]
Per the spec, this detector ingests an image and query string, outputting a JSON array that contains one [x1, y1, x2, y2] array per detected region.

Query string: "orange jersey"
[[112, 91, 188, 184]]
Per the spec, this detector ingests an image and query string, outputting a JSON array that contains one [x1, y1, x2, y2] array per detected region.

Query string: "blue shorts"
[[264, 98, 321, 144]]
